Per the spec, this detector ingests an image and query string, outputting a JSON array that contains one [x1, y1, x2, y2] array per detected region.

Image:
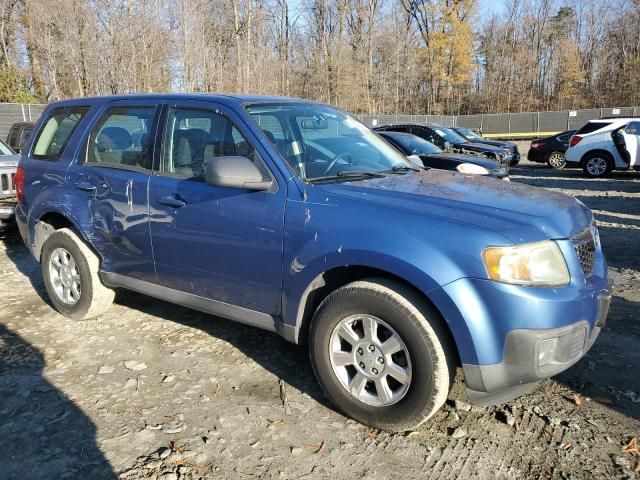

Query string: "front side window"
[[162, 107, 261, 179], [86, 107, 156, 169], [32, 107, 89, 159], [0, 139, 14, 155], [246, 104, 412, 180], [391, 135, 442, 155], [432, 127, 467, 144]]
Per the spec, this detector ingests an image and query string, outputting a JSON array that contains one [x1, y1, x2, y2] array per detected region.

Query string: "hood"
[[422, 152, 502, 169], [452, 141, 508, 155], [315, 169, 592, 244], [473, 139, 517, 150], [0, 154, 20, 169]]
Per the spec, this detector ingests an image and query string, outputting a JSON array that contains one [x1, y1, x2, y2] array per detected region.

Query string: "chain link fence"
[[0, 103, 46, 142], [0, 103, 639, 142], [357, 106, 640, 139]]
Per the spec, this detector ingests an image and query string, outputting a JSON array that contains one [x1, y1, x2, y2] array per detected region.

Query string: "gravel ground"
[[1, 160, 639, 480]]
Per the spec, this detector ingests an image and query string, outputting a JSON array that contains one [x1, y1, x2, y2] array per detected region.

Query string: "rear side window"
[[8, 127, 19, 148], [32, 107, 89, 159], [18, 128, 32, 150], [86, 106, 157, 170], [556, 133, 573, 142], [576, 122, 611, 135]]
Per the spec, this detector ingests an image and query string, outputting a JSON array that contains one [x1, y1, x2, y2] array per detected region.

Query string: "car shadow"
[[0, 323, 117, 479], [112, 288, 334, 411]]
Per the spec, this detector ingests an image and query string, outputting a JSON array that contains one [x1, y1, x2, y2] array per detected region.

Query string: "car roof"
[[46, 93, 321, 109], [378, 130, 416, 137], [377, 123, 442, 129], [588, 117, 637, 123]]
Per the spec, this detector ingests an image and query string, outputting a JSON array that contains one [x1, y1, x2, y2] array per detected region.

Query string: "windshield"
[[389, 134, 441, 155], [433, 127, 467, 144], [245, 104, 413, 180], [458, 128, 482, 140], [0, 139, 14, 155]]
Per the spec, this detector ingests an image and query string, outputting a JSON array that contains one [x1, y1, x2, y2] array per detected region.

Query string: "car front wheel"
[[310, 278, 455, 432]]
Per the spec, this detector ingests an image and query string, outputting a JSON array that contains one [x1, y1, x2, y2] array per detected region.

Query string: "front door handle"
[[158, 195, 187, 208], [75, 181, 97, 192]]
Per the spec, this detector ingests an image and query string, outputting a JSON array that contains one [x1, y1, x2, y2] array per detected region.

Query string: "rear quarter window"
[[32, 107, 89, 160], [576, 122, 612, 135]]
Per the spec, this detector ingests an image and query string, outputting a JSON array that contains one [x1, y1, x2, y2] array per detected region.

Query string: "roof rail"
[[599, 116, 640, 120]]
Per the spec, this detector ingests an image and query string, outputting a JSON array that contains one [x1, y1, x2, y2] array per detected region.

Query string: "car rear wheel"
[[309, 278, 455, 432], [582, 153, 612, 178], [546, 151, 566, 169], [41, 228, 114, 320]]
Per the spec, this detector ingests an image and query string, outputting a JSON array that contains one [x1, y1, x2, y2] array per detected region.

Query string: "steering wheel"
[[322, 152, 352, 176]]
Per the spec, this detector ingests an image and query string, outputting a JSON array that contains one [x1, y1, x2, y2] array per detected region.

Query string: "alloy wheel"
[[586, 157, 607, 176], [329, 314, 412, 406], [49, 247, 81, 305]]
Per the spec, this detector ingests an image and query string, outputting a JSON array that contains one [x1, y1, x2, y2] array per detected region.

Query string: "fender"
[[26, 185, 100, 262]]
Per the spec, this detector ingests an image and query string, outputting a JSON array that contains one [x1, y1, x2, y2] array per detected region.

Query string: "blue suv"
[[15, 94, 612, 431]]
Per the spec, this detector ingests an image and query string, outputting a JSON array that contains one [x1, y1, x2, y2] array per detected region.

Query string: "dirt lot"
[[1, 160, 639, 480]]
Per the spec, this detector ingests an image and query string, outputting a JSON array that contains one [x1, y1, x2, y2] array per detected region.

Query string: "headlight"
[[457, 163, 489, 175], [482, 240, 570, 286]]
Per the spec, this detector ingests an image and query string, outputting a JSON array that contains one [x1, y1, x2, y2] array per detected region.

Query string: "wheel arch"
[[31, 209, 97, 263], [285, 264, 461, 368], [579, 149, 614, 166]]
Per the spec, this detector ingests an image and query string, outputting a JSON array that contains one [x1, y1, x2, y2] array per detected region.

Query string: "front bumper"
[[0, 198, 16, 228], [462, 280, 612, 405]]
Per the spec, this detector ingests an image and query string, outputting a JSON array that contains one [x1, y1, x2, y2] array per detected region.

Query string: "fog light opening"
[[538, 338, 558, 366]]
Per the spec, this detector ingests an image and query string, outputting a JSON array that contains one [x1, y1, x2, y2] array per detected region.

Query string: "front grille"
[[572, 229, 596, 277], [1, 172, 15, 195]]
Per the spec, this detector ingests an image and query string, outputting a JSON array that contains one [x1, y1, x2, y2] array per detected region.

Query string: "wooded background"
[[0, 0, 638, 115]]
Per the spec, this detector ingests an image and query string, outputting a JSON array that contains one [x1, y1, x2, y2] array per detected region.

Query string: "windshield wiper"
[[381, 165, 423, 174], [306, 170, 387, 183]]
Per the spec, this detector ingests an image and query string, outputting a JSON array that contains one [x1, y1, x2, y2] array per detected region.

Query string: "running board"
[[99, 271, 295, 340]]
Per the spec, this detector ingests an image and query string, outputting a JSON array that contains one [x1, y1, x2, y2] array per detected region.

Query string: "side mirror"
[[407, 154, 423, 166], [205, 156, 273, 191]]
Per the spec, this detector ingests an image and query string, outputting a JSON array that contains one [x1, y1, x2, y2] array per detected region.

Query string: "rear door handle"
[[75, 181, 97, 192], [158, 195, 187, 208]]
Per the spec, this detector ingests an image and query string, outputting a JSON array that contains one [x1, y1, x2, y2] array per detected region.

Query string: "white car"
[[565, 118, 640, 177]]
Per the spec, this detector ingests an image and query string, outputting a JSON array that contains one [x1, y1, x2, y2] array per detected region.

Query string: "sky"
[[478, 0, 508, 15]]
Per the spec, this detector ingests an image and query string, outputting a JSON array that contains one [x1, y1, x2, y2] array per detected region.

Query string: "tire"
[[41, 228, 114, 320], [309, 278, 455, 432], [582, 152, 613, 178], [546, 151, 566, 169]]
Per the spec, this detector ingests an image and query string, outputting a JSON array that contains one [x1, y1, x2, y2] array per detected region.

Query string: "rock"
[[162, 375, 174, 383], [177, 466, 189, 474], [450, 427, 466, 439], [290, 446, 304, 455], [496, 409, 515, 426], [532, 406, 543, 416], [124, 360, 147, 371], [124, 378, 137, 389], [453, 400, 472, 412], [158, 447, 171, 459], [98, 365, 115, 374], [160, 473, 177, 480]]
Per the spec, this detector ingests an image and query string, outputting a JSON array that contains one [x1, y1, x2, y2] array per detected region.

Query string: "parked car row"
[[374, 123, 520, 167]]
